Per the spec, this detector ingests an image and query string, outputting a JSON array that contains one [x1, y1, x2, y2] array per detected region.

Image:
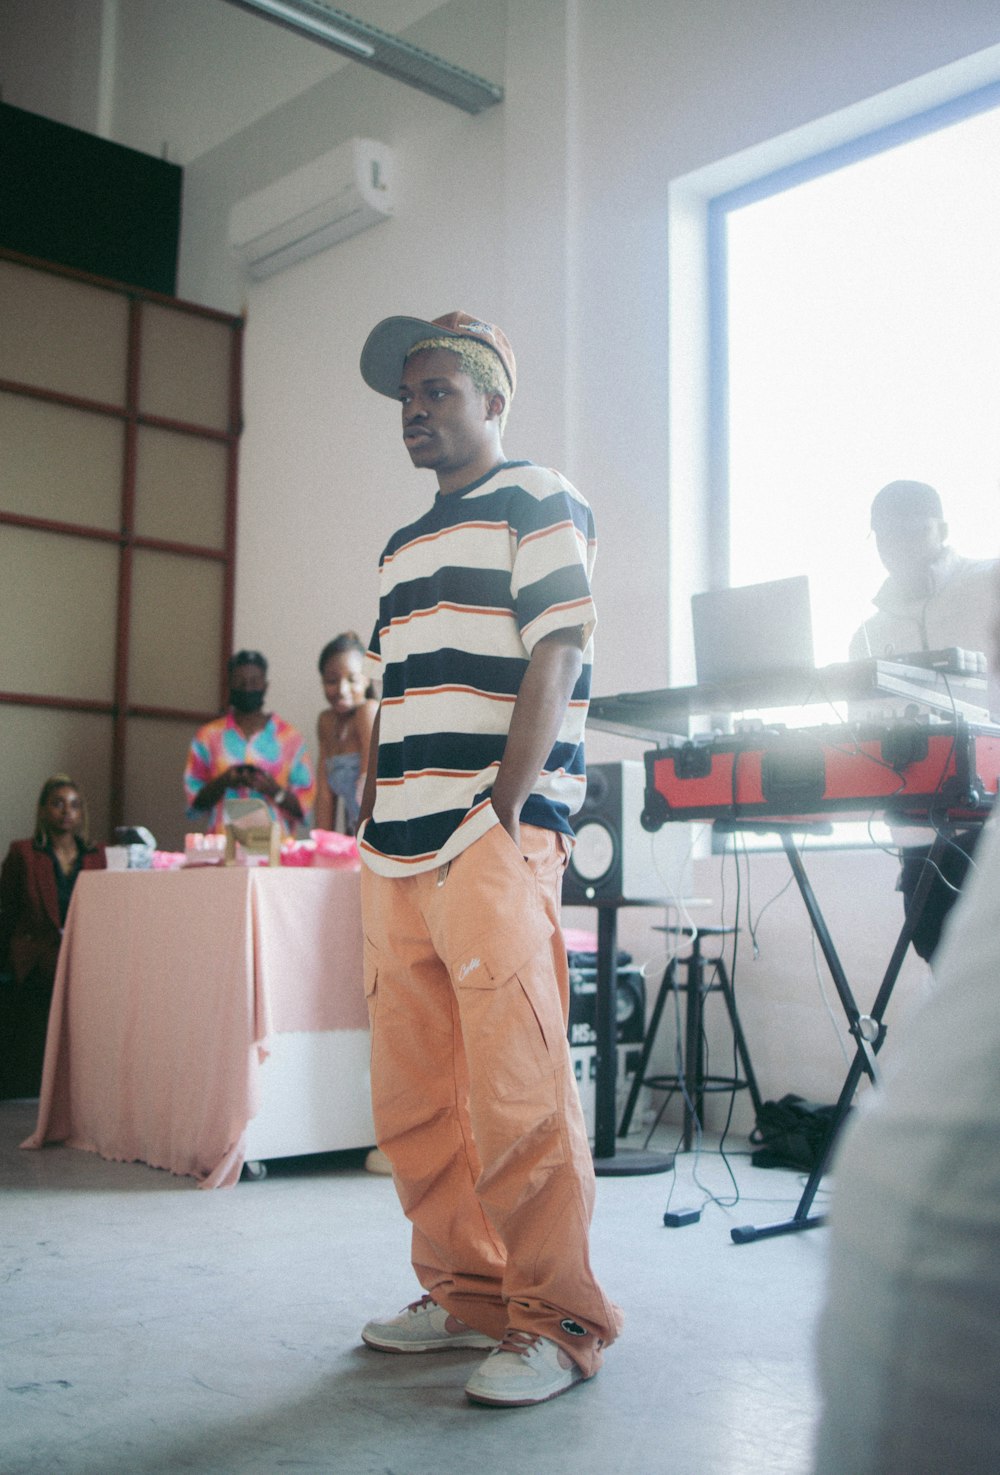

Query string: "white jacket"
[[849, 547, 998, 719]]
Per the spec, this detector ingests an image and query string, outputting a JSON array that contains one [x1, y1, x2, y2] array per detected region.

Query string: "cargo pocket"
[[450, 912, 560, 1101]]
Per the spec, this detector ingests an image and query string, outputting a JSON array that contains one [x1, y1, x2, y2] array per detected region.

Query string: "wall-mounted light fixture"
[[222, 0, 504, 115]]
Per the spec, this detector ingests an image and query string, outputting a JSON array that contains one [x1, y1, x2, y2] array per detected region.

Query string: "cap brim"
[[360, 316, 463, 398]]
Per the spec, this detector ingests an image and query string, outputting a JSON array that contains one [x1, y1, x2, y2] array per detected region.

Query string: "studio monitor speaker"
[[562, 760, 691, 905]]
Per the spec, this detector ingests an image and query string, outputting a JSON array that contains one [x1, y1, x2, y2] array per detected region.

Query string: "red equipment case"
[[642, 718, 1000, 828]]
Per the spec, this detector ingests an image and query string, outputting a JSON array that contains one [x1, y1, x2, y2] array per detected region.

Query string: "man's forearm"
[[491, 629, 584, 840], [356, 707, 381, 829]]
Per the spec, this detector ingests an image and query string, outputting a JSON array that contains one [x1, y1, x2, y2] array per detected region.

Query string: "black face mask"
[[229, 688, 265, 714]]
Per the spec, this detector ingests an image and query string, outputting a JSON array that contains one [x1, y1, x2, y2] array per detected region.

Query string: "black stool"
[[618, 925, 763, 1151]]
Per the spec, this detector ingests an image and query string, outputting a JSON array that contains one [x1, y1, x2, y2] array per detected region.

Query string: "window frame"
[[705, 77, 1000, 592]]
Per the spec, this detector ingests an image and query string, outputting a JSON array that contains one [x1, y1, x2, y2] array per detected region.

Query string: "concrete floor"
[[2, 1098, 831, 1475]]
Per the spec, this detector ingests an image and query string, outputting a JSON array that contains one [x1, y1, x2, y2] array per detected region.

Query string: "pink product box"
[[183, 833, 227, 867], [303, 830, 362, 870]]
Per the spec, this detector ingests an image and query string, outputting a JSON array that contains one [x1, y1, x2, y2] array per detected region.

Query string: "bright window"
[[712, 85, 1000, 669]]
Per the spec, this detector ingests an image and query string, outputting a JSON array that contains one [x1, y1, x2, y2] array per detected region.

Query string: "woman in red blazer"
[[0, 774, 105, 1097]]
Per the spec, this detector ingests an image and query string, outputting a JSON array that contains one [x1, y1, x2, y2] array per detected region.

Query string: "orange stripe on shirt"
[[376, 765, 499, 785], [518, 518, 580, 548], [379, 686, 517, 707], [520, 595, 594, 641], [380, 603, 517, 637], [382, 521, 510, 567]]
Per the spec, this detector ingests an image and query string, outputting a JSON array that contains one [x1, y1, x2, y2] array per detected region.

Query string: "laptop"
[[692, 575, 815, 687]]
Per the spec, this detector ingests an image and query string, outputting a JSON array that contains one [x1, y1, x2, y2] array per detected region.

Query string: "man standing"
[[355, 311, 622, 1407], [849, 480, 998, 961]]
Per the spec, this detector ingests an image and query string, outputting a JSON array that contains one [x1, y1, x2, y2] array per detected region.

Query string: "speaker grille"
[[562, 760, 667, 903]]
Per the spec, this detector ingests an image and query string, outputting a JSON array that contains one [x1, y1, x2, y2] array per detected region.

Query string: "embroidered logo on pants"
[[458, 957, 482, 981], [560, 1318, 588, 1337]]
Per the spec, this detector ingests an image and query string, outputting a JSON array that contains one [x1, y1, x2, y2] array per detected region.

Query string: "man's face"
[[873, 514, 946, 580], [398, 347, 495, 487], [230, 662, 267, 695]]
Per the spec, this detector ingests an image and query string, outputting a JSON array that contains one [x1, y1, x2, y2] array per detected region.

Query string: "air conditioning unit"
[[228, 137, 394, 280]]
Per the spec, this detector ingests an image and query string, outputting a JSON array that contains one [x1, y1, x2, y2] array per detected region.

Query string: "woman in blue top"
[[314, 633, 379, 833]]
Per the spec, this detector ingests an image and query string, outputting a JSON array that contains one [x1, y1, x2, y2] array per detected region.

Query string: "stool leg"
[[683, 944, 706, 1152], [714, 957, 764, 1119], [617, 957, 676, 1137]]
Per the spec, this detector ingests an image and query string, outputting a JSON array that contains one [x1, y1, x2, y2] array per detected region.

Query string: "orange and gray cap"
[[360, 311, 516, 399]]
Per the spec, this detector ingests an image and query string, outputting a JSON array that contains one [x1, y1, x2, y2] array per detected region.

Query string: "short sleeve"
[[510, 483, 597, 654], [183, 729, 213, 816]]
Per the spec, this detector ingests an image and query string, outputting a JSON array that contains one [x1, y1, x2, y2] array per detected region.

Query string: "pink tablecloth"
[[22, 867, 368, 1188]]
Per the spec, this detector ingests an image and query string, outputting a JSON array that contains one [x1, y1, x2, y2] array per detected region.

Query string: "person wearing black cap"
[[849, 480, 996, 669], [354, 311, 622, 1407], [849, 480, 998, 961]]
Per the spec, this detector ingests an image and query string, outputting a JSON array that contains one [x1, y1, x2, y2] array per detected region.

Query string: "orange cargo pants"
[[360, 821, 624, 1376]]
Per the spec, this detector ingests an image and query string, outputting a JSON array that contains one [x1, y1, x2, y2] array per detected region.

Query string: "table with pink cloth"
[[22, 866, 375, 1188]]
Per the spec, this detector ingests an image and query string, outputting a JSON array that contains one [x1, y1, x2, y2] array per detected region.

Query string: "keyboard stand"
[[726, 822, 956, 1244]]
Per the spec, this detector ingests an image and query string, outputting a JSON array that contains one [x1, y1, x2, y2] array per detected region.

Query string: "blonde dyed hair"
[[407, 336, 512, 432]]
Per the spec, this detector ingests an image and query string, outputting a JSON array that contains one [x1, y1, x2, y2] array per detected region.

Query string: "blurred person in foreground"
[[814, 560, 1000, 1474], [0, 774, 106, 1097], [354, 310, 622, 1408]]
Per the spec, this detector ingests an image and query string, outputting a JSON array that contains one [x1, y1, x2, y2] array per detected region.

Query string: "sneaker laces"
[[405, 1294, 437, 1314], [495, 1328, 542, 1357]]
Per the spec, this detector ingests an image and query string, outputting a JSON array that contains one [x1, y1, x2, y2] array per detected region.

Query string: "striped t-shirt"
[[360, 460, 597, 878]]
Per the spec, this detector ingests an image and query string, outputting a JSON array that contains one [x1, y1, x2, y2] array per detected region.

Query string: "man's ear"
[[485, 391, 506, 423], [938, 520, 949, 545]]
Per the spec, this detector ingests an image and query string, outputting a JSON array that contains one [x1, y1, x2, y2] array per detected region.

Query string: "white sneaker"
[[362, 1295, 496, 1354], [464, 1329, 585, 1406]]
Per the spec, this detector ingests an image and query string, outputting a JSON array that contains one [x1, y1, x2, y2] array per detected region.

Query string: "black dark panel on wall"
[[0, 103, 181, 295]]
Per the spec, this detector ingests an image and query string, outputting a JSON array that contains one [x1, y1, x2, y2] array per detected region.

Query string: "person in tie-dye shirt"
[[183, 650, 315, 835]]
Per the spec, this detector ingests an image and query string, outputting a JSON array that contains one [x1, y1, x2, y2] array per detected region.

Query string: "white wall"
[[8, 0, 999, 726], [6, 0, 999, 1118], [1, 0, 109, 134], [187, 0, 512, 735]]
